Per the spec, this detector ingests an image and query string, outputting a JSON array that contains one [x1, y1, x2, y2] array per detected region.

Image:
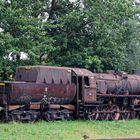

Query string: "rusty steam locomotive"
[[0, 66, 140, 122]]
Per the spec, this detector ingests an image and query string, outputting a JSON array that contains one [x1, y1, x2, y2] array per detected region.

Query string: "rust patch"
[[48, 104, 61, 109], [30, 102, 40, 110], [9, 105, 25, 111], [97, 139, 140, 140], [61, 104, 75, 110]]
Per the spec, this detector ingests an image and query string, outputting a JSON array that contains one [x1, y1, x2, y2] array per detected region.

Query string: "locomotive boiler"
[[0, 65, 140, 122], [96, 72, 140, 95]]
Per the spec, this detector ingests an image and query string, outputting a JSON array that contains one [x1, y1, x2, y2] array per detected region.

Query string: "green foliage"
[[0, 0, 54, 78], [124, 18, 140, 72], [0, 0, 140, 78], [45, 0, 140, 72]]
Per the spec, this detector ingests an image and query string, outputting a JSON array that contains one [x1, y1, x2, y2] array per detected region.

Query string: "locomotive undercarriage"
[[8, 109, 73, 122], [9, 110, 39, 122], [42, 109, 73, 121], [1, 96, 140, 122], [80, 95, 140, 121], [4, 104, 73, 122], [84, 105, 135, 120]]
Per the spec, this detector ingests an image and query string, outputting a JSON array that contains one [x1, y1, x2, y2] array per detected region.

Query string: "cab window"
[[84, 76, 90, 86]]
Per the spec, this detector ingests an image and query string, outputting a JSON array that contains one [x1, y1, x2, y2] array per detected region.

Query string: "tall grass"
[[0, 120, 140, 140]]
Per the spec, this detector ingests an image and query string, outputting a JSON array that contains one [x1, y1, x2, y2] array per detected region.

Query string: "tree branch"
[[48, 0, 58, 20]]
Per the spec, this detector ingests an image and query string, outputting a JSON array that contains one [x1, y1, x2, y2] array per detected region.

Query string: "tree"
[[46, 0, 139, 72], [0, 0, 140, 80], [124, 1, 140, 72], [0, 0, 54, 79]]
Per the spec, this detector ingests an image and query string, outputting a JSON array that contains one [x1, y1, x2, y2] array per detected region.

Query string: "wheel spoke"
[[120, 106, 130, 120], [87, 107, 99, 120], [109, 105, 120, 120]]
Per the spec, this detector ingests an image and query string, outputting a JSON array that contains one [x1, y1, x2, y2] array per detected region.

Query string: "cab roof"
[[17, 65, 94, 76], [15, 66, 94, 84]]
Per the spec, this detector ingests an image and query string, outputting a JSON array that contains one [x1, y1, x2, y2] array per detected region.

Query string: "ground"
[[0, 120, 140, 140]]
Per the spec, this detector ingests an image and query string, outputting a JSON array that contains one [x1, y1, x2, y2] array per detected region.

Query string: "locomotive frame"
[[0, 66, 140, 122]]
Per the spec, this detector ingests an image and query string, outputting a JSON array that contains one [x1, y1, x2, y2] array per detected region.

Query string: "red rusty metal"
[[97, 93, 140, 97], [95, 138, 140, 140], [95, 72, 140, 95], [30, 102, 40, 110], [83, 135, 140, 140], [48, 104, 60, 109], [2, 65, 140, 122], [8, 105, 25, 111], [15, 66, 93, 84], [14, 65, 96, 104], [84, 78, 97, 103], [0, 82, 5, 104], [60, 104, 75, 110], [6, 82, 76, 105]]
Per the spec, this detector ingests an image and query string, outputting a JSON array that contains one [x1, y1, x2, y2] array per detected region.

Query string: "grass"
[[0, 120, 140, 140]]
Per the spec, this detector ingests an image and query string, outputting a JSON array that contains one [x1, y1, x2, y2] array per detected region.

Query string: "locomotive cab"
[[83, 76, 96, 103], [72, 71, 96, 103], [71, 69, 97, 118]]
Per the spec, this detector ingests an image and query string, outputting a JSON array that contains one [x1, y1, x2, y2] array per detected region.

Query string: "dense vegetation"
[[0, 120, 140, 140], [0, 0, 140, 79]]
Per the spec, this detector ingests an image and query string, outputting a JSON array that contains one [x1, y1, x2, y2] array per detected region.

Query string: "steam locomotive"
[[0, 66, 140, 122]]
